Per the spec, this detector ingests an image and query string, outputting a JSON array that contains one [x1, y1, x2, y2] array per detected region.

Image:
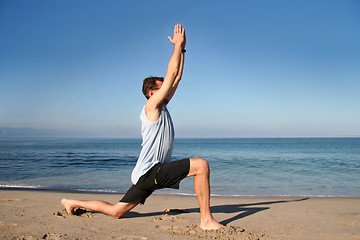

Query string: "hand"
[[168, 24, 185, 47]]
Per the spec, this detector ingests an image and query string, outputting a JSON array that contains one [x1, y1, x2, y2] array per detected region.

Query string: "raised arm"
[[145, 24, 185, 122], [167, 28, 186, 102]]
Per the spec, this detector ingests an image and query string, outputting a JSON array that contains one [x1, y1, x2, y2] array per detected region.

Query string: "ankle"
[[201, 215, 216, 225], [201, 218, 211, 224]]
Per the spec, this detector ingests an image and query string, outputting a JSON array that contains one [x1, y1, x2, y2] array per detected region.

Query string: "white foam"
[[74, 188, 118, 193], [0, 184, 42, 189]]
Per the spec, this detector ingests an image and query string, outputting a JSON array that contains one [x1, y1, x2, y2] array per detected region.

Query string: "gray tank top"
[[131, 106, 175, 185]]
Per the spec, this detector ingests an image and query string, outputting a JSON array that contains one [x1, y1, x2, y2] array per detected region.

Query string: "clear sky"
[[1, 0, 359, 138]]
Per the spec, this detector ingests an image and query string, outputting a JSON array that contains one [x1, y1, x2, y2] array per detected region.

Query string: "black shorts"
[[120, 158, 190, 204]]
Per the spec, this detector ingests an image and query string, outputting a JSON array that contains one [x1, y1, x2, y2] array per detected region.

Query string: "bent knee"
[[112, 211, 124, 219], [112, 202, 137, 218], [190, 157, 210, 175], [111, 207, 124, 218]]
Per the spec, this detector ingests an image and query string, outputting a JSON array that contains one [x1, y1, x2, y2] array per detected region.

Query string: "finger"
[[168, 36, 175, 44]]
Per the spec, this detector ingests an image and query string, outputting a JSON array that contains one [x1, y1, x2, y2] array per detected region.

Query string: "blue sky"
[[1, 0, 359, 138]]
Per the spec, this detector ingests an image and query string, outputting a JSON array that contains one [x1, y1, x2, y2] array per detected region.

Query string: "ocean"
[[1, 138, 359, 197]]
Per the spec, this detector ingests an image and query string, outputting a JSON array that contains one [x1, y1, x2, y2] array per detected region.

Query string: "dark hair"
[[142, 76, 164, 99]]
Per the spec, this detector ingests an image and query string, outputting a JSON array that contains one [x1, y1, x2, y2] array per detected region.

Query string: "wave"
[[0, 184, 42, 189]]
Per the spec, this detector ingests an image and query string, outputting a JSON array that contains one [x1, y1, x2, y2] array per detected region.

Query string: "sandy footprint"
[[152, 208, 188, 222], [17, 233, 65, 240], [42, 233, 66, 240], [157, 224, 271, 240], [152, 214, 185, 222], [54, 208, 94, 218]]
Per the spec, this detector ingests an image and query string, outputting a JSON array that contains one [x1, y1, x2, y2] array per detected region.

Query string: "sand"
[[1, 190, 359, 240]]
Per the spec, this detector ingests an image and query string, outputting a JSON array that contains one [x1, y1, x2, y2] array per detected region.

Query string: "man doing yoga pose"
[[61, 24, 222, 230]]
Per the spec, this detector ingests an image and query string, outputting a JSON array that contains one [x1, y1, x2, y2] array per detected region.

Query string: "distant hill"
[[0, 127, 89, 138]]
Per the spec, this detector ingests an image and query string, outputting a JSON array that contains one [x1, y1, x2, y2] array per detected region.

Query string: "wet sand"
[[1, 190, 359, 239]]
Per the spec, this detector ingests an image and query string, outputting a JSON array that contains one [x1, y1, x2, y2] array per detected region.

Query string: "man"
[[61, 24, 222, 230]]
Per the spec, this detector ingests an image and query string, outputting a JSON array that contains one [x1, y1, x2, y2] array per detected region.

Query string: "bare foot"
[[61, 198, 76, 215], [200, 218, 223, 231]]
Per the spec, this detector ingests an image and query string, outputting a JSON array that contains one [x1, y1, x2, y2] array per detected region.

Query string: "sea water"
[[1, 138, 359, 197]]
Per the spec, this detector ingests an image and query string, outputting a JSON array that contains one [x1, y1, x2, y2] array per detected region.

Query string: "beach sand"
[[1, 190, 359, 240]]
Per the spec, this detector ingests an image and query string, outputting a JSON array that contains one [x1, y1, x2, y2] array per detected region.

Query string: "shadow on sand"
[[122, 197, 309, 225]]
